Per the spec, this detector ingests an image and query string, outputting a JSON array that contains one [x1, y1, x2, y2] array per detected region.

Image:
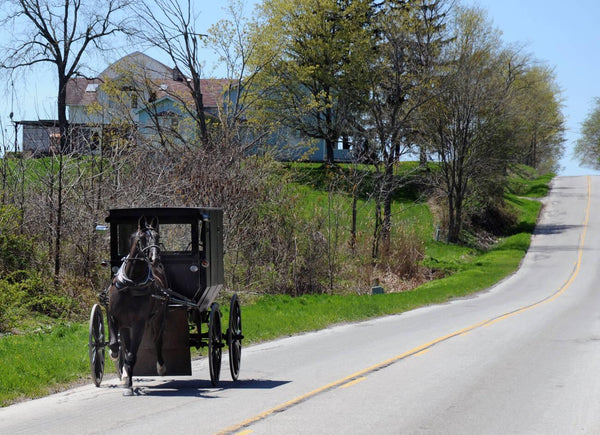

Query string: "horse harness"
[[114, 229, 163, 296]]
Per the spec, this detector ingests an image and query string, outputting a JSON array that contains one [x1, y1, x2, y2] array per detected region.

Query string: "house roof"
[[66, 78, 103, 106], [65, 76, 233, 109], [65, 52, 235, 110], [100, 51, 173, 80]]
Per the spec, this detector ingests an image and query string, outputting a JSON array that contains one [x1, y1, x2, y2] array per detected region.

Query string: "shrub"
[[372, 227, 427, 292], [0, 280, 26, 333], [0, 205, 35, 275]]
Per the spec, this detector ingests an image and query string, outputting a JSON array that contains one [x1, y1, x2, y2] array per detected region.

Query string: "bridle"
[[133, 227, 161, 264], [115, 227, 161, 291]]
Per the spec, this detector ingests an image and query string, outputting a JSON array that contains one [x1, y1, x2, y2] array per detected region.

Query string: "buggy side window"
[[160, 223, 193, 254], [116, 223, 137, 258]]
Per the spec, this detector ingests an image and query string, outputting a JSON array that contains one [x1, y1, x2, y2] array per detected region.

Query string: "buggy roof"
[[105, 207, 222, 224]]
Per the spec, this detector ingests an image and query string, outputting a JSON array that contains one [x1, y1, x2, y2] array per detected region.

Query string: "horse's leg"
[[107, 314, 120, 361], [122, 320, 147, 396], [120, 327, 134, 393]]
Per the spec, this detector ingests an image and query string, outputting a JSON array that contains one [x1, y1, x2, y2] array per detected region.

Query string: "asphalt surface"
[[0, 175, 597, 434]]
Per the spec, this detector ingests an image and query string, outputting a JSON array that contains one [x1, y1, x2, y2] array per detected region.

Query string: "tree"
[[421, 6, 523, 243], [133, 0, 210, 145], [204, 0, 267, 149], [509, 65, 565, 173], [365, 0, 449, 256], [0, 0, 130, 280], [250, 0, 374, 164], [575, 97, 600, 170]]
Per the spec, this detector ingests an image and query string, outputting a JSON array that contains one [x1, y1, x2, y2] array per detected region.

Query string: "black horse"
[[107, 217, 169, 396]]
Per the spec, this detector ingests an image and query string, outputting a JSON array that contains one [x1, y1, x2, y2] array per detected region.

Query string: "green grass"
[[0, 166, 549, 407], [240, 214, 537, 343], [0, 323, 89, 406], [507, 165, 554, 198]]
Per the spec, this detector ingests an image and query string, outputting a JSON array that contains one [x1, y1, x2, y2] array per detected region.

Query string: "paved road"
[[1, 175, 597, 434]]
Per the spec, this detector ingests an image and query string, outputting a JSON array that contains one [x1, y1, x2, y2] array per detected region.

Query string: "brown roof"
[[65, 78, 103, 106], [65, 76, 235, 109]]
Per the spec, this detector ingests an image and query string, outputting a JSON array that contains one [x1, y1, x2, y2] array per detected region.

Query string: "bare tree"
[[365, 0, 449, 256], [132, 0, 210, 145], [205, 0, 263, 148], [0, 0, 130, 279]]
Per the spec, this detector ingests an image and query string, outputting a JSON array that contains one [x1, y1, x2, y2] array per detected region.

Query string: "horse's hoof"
[[157, 362, 167, 376], [121, 367, 129, 385], [122, 388, 134, 397]]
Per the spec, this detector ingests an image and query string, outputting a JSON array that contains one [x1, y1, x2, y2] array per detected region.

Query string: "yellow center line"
[[220, 176, 591, 435], [339, 376, 367, 389]]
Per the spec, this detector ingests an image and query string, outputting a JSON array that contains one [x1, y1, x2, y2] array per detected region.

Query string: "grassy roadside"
[[0, 172, 550, 407]]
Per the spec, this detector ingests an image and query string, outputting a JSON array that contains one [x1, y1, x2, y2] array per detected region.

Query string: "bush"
[[0, 205, 34, 275], [0, 280, 26, 333], [371, 227, 427, 292]]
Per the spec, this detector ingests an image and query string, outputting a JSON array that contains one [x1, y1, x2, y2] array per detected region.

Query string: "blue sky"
[[469, 0, 600, 176], [4, 0, 598, 176]]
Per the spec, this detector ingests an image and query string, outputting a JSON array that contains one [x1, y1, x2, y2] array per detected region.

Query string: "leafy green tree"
[[250, 0, 374, 163], [575, 99, 600, 170], [421, 6, 523, 243], [510, 65, 565, 173]]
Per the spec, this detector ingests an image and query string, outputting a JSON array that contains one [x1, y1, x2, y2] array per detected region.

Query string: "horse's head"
[[136, 216, 161, 266]]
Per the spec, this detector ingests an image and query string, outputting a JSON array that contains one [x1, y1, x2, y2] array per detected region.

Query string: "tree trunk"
[[419, 146, 428, 166], [325, 139, 335, 164], [372, 199, 382, 259], [447, 187, 463, 244], [381, 162, 394, 254], [191, 74, 209, 146], [53, 74, 69, 282], [350, 185, 357, 253], [528, 132, 537, 168], [372, 168, 383, 259]]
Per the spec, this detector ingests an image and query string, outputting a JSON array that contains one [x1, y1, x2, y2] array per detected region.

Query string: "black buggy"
[[88, 207, 243, 388]]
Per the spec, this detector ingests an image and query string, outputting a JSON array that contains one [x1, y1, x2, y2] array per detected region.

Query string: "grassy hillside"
[[0, 163, 551, 406]]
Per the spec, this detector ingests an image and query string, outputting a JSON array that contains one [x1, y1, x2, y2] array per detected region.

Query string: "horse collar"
[[114, 255, 154, 290]]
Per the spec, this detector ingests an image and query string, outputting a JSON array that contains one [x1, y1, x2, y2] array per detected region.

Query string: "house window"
[[157, 111, 179, 130], [130, 93, 138, 109]]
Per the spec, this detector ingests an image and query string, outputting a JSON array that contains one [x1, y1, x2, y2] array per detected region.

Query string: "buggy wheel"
[[88, 304, 106, 387], [208, 303, 222, 386], [227, 294, 243, 381]]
